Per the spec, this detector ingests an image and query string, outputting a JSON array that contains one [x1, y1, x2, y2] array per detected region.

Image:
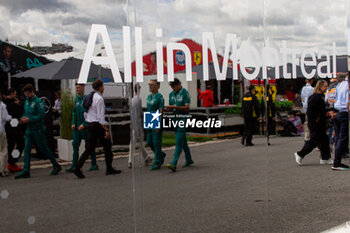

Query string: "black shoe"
[[14, 171, 31, 179], [246, 143, 254, 146], [106, 168, 122, 175], [50, 165, 62, 175], [331, 164, 350, 171], [73, 169, 85, 179], [342, 154, 349, 158], [241, 137, 245, 145]]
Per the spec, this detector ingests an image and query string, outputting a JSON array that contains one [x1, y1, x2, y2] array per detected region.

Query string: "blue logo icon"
[[143, 110, 162, 129], [175, 51, 185, 66]]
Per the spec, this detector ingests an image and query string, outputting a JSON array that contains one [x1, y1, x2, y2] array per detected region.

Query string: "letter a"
[[78, 24, 122, 84]]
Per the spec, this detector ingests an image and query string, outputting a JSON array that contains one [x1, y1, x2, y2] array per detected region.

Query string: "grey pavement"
[[1, 136, 350, 233]]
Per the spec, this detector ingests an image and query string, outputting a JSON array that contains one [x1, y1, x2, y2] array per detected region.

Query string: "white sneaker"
[[320, 158, 333, 165], [294, 152, 302, 165]]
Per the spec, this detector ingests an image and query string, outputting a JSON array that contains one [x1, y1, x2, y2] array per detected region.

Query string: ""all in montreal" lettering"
[[78, 24, 338, 84]]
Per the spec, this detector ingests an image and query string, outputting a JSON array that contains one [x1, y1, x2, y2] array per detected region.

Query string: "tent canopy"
[[12, 57, 121, 81]]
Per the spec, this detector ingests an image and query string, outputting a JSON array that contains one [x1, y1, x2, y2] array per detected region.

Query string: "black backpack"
[[83, 91, 95, 112]]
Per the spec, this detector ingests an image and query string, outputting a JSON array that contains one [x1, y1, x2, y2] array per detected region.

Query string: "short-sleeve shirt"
[[147, 92, 164, 112], [335, 80, 349, 112], [169, 88, 191, 115], [130, 95, 143, 130]]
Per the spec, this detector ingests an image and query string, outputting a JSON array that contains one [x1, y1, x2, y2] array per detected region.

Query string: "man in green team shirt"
[[66, 83, 98, 172], [15, 84, 62, 179], [146, 79, 166, 170], [165, 78, 194, 172]]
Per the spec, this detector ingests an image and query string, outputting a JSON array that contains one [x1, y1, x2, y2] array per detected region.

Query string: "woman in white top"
[[0, 91, 12, 176]]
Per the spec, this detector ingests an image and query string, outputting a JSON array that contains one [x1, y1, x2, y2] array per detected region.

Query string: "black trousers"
[[334, 112, 349, 166], [297, 125, 330, 160], [5, 126, 25, 165], [76, 122, 113, 171], [243, 117, 256, 144], [267, 117, 275, 137]]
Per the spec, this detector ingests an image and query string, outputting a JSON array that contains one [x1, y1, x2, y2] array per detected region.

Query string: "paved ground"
[[1, 135, 350, 233]]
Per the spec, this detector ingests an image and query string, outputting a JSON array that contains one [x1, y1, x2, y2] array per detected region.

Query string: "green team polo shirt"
[[169, 87, 191, 115], [147, 92, 164, 112]]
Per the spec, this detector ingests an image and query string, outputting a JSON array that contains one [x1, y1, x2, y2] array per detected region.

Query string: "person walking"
[[146, 79, 166, 170], [0, 90, 12, 176], [165, 78, 194, 172], [294, 80, 332, 166], [331, 74, 350, 170], [4, 88, 24, 172], [15, 84, 62, 179], [128, 84, 152, 168], [262, 85, 276, 145], [325, 78, 338, 144], [300, 79, 314, 142], [241, 86, 260, 146], [73, 80, 121, 179], [66, 83, 98, 172]]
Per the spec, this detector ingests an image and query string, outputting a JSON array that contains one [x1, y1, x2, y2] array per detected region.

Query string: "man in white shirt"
[[73, 80, 121, 179], [332, 74, 350, 170], [300, 79, 314, 141], [128, 84, 152, 168], [0, 90, 12, 176], [52, 91, 62, 114]]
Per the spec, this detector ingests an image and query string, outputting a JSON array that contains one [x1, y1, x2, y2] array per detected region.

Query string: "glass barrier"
[[0, 1, 349, 233]]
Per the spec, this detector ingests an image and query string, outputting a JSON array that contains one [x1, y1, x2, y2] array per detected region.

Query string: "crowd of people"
[[0, 78, 195, 179], [1, 73, 349, 180], [241, 74, 350, 171], [294, 74, 350, 170]]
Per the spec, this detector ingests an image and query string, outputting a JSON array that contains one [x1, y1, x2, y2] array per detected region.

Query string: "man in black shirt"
[[4, 88, 24, 172], [241, 86, 260, 146]]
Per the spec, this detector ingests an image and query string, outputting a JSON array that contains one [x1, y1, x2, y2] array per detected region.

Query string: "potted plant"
[[57, 90, 76, 161], [218, 102, 244, 126]]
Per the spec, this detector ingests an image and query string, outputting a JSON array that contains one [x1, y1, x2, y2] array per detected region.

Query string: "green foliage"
[[275, 100, 293, 112], [60, 91, 75, 140], [224, 102, 242, 115]]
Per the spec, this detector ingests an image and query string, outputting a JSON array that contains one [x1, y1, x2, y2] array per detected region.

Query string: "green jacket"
[[72, 95, 87, 127], [22, 95, 46, 131]]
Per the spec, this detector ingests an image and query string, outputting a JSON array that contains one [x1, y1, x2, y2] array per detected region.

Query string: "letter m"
[[202, 32, 238, 81]]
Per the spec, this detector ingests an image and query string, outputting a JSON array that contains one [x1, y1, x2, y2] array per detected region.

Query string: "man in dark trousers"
[[15, 84, 62, 179], [262, 85, 276, 145], [4, 88, 24, 172], [332, 74, 350, 170], [66, 83, 98, 172], [73, 80, 121, 179], [241, 85, 260, 146]]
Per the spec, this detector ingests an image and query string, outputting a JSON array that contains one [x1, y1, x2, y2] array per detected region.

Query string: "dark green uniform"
[[168, 88, 193, 168], [15, 95, 61, 178], [146, 92, 166, 170], [67, 95, 98, 172]]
